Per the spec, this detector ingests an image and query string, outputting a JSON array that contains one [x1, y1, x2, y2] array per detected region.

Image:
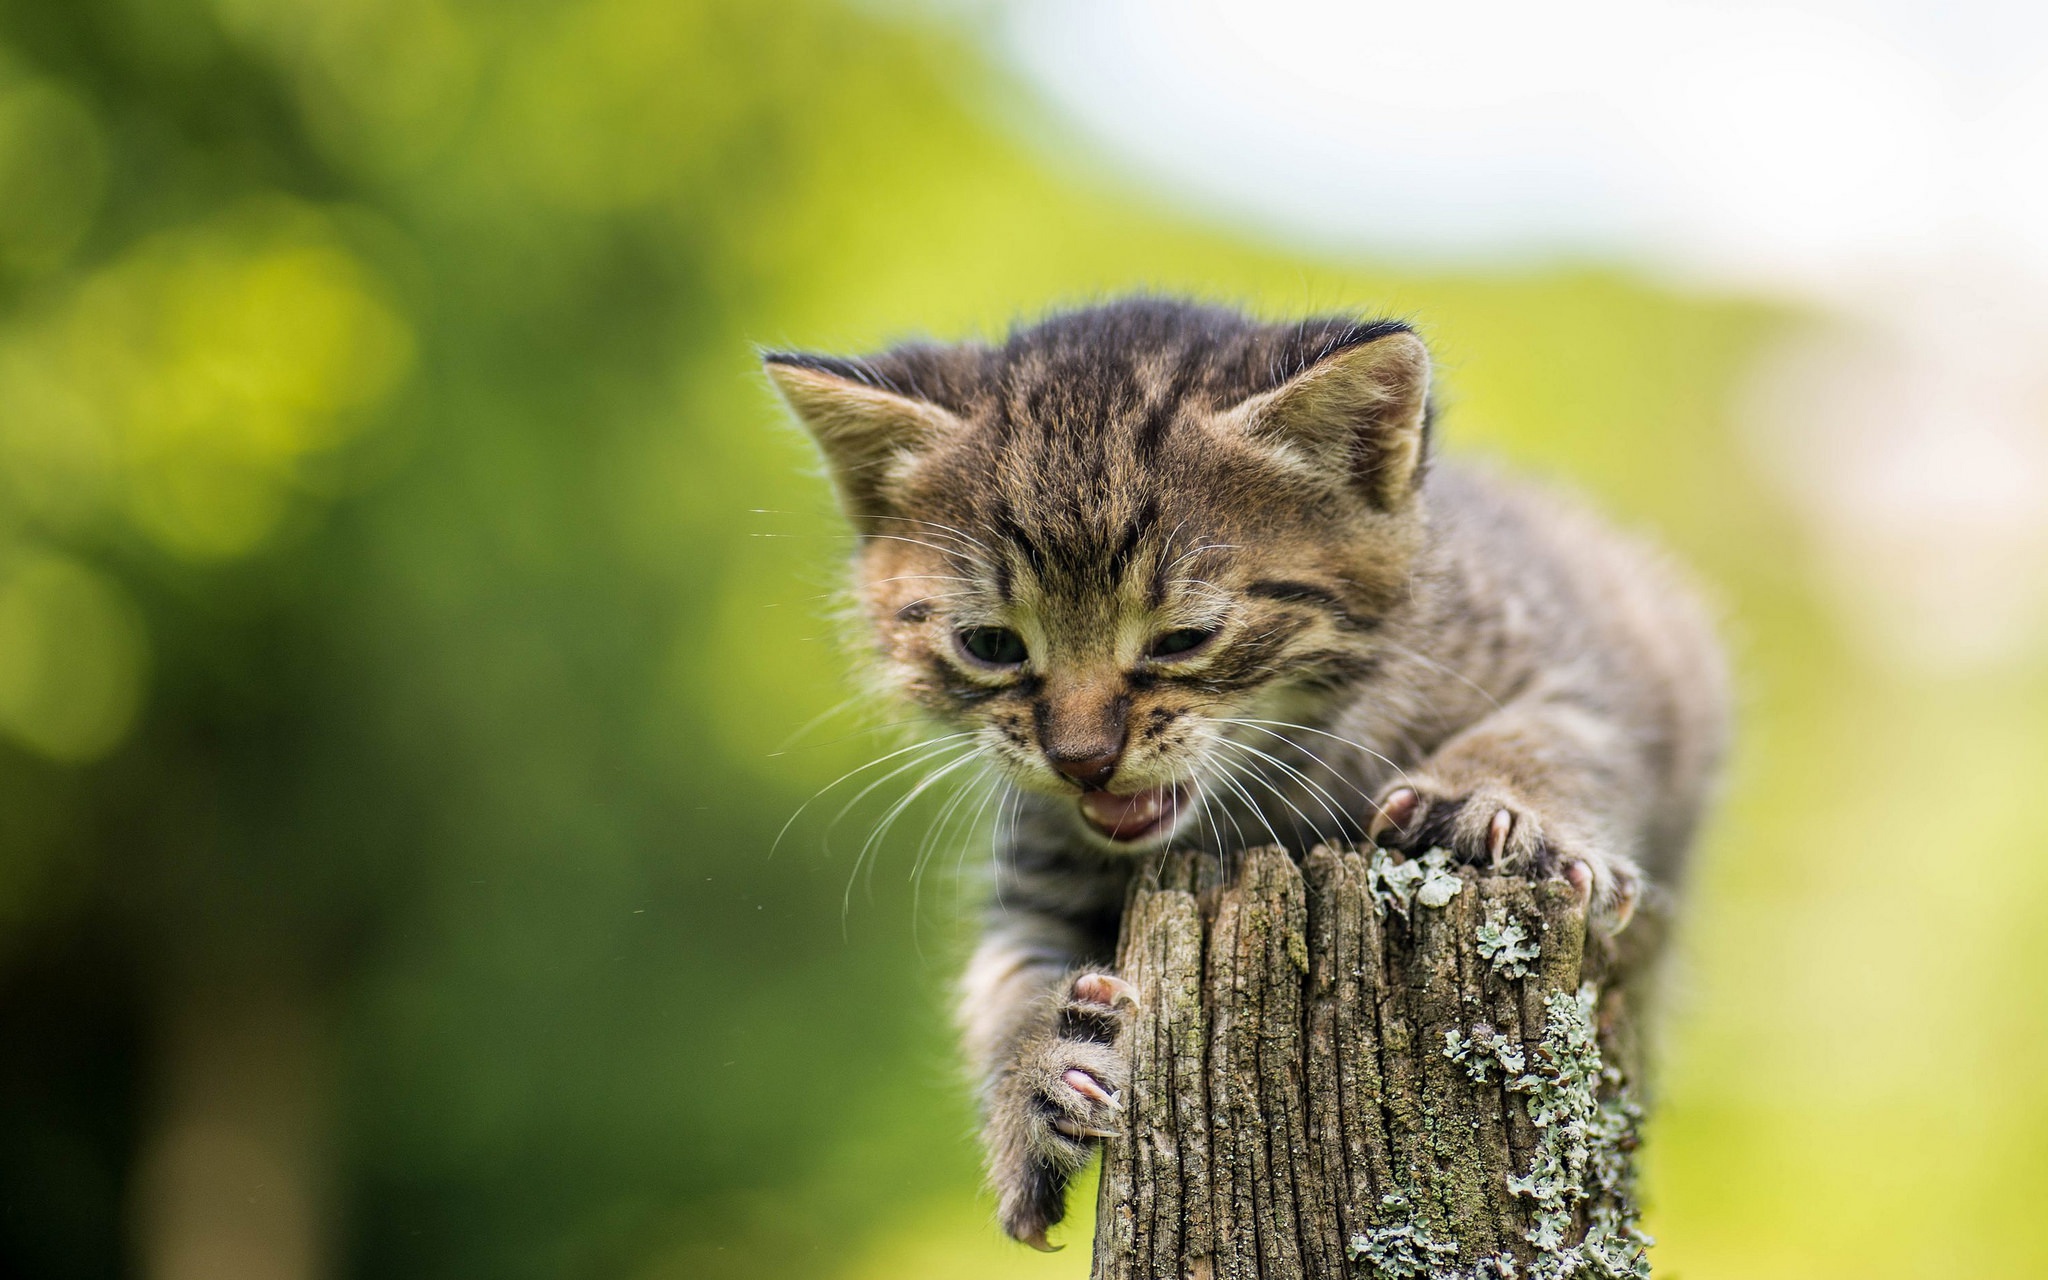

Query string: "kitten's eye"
[[1149, 627, 1220, 659], [958, 626, 1028, 667]]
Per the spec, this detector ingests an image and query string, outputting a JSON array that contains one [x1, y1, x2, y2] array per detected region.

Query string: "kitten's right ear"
[[1227, 328, 1431, 511], [762, 353, 962, 531]]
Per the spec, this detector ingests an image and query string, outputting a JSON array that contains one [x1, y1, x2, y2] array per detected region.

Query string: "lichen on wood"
[[1091, 845, 1648, 1280]]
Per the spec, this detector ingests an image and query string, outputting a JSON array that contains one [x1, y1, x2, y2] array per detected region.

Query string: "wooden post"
[[1091, 846, 1650, 1280]]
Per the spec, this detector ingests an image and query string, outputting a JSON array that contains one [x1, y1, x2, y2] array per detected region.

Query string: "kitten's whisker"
[[1212, 712, 1409, 823], [1185, 761, 1216, 832], [1197, 760, 1254, 856], [847, 745, 974, 864], [1210, 721, 1380, 813], [853, 514, 986, 548], [911, 764, 994, 954], [770, 731, 977, 859], [1166, 577, 1235, 607], [1209, 736, 1353, 844], [913, 763, 978, 871], [1207, 759, 1291, 853], [1183, 766, 1220, 854], [869, 573, 977, 587], [846, 750, 981, 926], [862, 514, 998, 559], [1209, 739, 1341, 851], [1198, 777, 1230, 856], [857, 532, 996, 569], [939, 777, 987, 896], [820, 738, 978, 857], [1166, 542, 1243, 573], [913, 760, 989, 890], [1155, 516, 1192, 578], [819, 735, 977, 831], [1219, 717, 1414, 801], [1185, 762, 1229, 854], [948, 772, 1008, 913], [990, 787, 1023, 913]]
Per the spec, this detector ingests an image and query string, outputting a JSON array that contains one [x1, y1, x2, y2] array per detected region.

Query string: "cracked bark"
[[1091, 846, 1644, 1280]]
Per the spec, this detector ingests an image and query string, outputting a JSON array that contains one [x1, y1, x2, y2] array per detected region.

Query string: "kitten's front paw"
[[987, 972, 1137, 1250], [1367, 780, 1640, 930]]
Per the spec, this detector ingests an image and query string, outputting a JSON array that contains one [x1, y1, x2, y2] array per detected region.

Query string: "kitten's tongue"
[[1079, 784, 1177, 841]]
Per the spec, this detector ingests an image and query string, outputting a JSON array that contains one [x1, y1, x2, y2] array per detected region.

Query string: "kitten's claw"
[[1063, 1067, 1114, 1106], [1562, 858, 1641, 930], [1487, 808, 1513, 863], [1369, 786, 1420, 842], [1072, 972, 1139, 1012], [1053, 1062, 1122, 1138], [1018, 1229, 1062, 1254], [1570, 860, 1640, 932]]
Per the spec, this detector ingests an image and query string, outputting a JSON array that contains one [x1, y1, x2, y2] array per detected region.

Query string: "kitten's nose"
[[1048, 749, 1122, 790]]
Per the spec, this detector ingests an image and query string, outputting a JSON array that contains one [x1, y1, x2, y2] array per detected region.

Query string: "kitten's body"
[[765, 299, 1728, 1249]]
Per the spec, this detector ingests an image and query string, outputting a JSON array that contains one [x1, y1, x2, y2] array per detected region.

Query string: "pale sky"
[[995, 0, 2048, 288]]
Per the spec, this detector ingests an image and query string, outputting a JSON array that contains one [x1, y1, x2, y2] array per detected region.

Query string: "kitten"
[[764, 298, 1729, 1250]]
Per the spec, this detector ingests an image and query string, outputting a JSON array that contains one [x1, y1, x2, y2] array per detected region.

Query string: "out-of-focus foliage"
[[0, 1, 2042, 1279]]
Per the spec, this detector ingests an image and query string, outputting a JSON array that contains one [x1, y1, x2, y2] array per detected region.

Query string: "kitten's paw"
[[1559, 856, 1640, 931], [1367, 778, 1543, 867], [1368, 781, 1640, 931], [987, 972, 1138, 1250]]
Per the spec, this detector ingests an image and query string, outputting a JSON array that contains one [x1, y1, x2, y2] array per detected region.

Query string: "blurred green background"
[[0, 1, 2043, 1277]]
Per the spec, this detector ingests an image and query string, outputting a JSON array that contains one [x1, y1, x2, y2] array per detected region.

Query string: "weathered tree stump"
[[1092, 845, 1650, 1280]]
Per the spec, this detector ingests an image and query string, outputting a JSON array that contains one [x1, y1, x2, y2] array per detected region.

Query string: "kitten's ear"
[[763, 353, 962, 530], [1229, 330, 1431, 510]]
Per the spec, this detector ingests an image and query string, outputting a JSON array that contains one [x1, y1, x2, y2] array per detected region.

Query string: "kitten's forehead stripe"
[[1105, 498, 1155, 585], [1145, 550, 1169, 613], [1244, 578, 1377, 632], [1245, 579, 1339, 605]]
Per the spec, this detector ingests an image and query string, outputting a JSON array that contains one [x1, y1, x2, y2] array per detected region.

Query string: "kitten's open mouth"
[[1078, 782, 1192, 844]]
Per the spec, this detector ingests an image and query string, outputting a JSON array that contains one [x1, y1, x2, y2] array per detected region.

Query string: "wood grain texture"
[[1093, 846, 1647, 1280]]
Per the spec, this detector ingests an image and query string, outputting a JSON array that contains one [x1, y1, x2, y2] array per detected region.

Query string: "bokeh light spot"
[[0, 73, 106, 279], [0, 201, 415, 560], [0, 549, 147, 763]]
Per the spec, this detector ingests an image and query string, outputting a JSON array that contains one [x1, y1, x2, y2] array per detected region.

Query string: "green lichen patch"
[[1444, 1024, 1528, 1084], [1366, 846, 1464, 917], [1348, 1195, 1529, 1280], [1365, 845, 1421, 914], [1502, 984, 1652, 1280], [1416, 851, 1464, 908], [1476, 906, 1541, 978], [1346, 1191, 1461, 1277]]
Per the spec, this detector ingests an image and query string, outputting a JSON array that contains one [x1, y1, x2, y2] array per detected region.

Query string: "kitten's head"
[[765, 299, 1432, 852]]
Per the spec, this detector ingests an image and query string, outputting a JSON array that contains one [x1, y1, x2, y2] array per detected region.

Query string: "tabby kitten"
[[764, 298, 1728, 1250]]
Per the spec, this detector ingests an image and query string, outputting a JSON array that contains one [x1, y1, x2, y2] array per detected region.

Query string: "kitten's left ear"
[[1229, 329, 1431, 510], [762, 353, 962, 532]]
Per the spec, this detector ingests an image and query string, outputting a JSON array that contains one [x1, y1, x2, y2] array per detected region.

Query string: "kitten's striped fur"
[[765, 298, 1729, 1248]]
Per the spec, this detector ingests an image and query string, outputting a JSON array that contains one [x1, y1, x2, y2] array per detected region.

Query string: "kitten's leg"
[[1368, 695, 1654, 928], [960, 913, 1137, 1250]]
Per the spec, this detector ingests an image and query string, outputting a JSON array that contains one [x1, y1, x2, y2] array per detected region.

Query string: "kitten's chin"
[[1076, 781, 1194, 850]]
